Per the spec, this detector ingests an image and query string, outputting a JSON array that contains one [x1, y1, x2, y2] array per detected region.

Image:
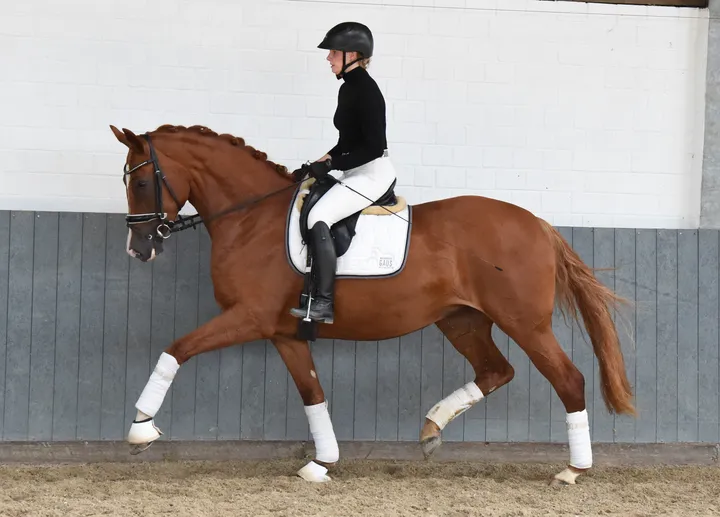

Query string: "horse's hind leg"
[[420, 307, 514, 458], [501, 320, 590, 485]]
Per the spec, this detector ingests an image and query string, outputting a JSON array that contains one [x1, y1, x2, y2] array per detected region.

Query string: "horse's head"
[[110, 125, 190, 262]]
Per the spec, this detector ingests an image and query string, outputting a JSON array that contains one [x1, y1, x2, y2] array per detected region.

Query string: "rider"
[[290, 21, 397, 324]]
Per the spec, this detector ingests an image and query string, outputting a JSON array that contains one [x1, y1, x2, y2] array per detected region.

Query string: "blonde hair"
[[356, 52, 371, 69]]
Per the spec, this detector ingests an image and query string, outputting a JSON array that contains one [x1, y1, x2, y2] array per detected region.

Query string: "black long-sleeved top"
[[327, 66, 387, 171]]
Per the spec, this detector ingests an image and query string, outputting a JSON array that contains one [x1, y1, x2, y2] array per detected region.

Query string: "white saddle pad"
[[285, 182, 412, 278]]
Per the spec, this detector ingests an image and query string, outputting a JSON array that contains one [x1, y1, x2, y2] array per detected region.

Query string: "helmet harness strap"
[[336, 51, 362, 80]]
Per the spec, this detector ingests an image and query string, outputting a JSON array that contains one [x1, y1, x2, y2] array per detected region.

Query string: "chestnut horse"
[[110, 123, 635, 485]]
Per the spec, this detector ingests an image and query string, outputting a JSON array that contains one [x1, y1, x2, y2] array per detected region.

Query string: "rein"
[[123, 133, 301, 238]]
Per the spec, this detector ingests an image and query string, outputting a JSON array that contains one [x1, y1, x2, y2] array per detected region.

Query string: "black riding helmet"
[[318, 22, 374, 79]]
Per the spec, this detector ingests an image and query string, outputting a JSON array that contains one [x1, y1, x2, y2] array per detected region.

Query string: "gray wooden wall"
[[0, 210, 718, 444]]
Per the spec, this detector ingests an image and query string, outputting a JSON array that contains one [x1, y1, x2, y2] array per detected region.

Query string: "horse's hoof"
[[550, 467, 581, 486], [127, 418, 162, 447], [421, 435, 442, 459], [129, 442, 154, 455], [297, 461, 331, 482]]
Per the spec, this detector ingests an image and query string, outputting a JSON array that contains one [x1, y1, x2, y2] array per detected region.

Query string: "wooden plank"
[[592, 227, 615, 442], [656, 229, 678, 443], [613, 228, 637, 443], [76, 214, 106, 440], [698, 230, 719, 443], [441, 334, 467, 442], [463, 347, 486, 442], [353, 340, 378, 441], [123, 243, 153, 438], [100, 214, 129, 441], [570, 227, 595, 435], [170, 228, 200, 440], [52, 213, 83, 441], [240, 341, 266, 440], [507, 335, 529, 443], [217, 344, 243, 440], [331, 340, 356, 440], [375, 337, 400, 441], [263, 342, 288, 440], [485, 325, 509, 441], [147, 232, 176, 434], [0, 212, 10, 437], [306, 338, 334, 440], [677, 230, 699, 442], [635, 229, 658, 442], [193, 226, 220, 439], [550, 227, 574, 443], [398, 330, 422, 441], [3, 211, 33, 440], [420, 326, 444, 438], [28, 212, 58, 441]]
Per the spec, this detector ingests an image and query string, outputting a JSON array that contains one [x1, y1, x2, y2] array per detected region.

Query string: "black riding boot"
[[290, 222, 336, 324]]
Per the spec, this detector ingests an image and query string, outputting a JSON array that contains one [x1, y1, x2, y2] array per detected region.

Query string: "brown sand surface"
[[0, 459, 718, 517]]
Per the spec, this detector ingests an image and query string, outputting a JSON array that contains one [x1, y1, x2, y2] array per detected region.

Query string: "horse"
[[110, 123, 635, 485]]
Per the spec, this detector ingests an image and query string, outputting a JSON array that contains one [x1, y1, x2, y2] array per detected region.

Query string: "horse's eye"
[[136, 180, 148, 189]]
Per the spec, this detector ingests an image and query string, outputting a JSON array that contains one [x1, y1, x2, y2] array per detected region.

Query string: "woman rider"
[[290, 21, 397, 324]]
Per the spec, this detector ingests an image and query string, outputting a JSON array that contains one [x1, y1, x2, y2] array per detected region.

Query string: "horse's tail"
[[539, 219, 636, 416]]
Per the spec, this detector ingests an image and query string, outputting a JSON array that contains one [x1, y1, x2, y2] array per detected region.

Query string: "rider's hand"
[[307, 158, 332, 179]]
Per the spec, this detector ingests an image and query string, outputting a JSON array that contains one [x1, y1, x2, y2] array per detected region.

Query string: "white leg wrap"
[[567, 409, 592, 469], [135, 352, 180, 417], [304, 400, 339, 464], [426, 381, 484, 430]]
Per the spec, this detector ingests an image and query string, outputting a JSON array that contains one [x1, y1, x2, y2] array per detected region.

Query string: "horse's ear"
[[110, 125, 144, 154], [122, 127, 145, 154]]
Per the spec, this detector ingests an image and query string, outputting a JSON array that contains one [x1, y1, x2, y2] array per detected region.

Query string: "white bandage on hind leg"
[[426, 381, 484, 430], [135, 352, 180, 418], [566, 409, 592, 469], [305, 400, 339, 463]]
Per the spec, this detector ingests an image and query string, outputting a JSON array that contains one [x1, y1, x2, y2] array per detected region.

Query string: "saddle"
[[298, 176, 400, 257]]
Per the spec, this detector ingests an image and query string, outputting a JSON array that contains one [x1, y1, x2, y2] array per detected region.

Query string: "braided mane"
[[151, 124, 290, 178]]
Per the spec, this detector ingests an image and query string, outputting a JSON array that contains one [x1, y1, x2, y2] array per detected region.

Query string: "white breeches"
[[307, 154, 397, 229]]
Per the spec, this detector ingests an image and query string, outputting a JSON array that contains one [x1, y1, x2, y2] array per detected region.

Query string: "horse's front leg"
[[272, 336, 339, 483], [127, 306, 264, 452]]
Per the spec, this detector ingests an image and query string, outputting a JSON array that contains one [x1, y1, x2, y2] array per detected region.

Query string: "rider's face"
[[327, 49, 357, 75]]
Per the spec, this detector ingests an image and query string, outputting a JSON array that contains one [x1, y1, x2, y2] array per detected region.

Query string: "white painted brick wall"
[[0, 0, 710, 228]]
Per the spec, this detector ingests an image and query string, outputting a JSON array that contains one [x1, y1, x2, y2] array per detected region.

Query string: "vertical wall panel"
[[331, 340, 356, 440], [353, 340, 378, 441], [1, 211, 718, 445], [100, 214, 129, 441], [4, 212, 33, 440], [124, 241, 153, 437], [375, 337, 400, 441], [698, 230, 719, 442], [656, 229, 678, 442], [52, 213, 83, 441], [550, 227, 574, 443], [170, 228, 200, 440], [441, 336, 467, 442], [240, 341, 266, 440], [194, 227, 220, 440], [614, 228, 637, 443], [0, 212, 10, 437], [677, 230, 699, 442], [28, 212, 58, 440], [635, 230, 659, 442], [592, 228, 615, 442], [398, 331, 422, 441], [76, 214, 105, 440]]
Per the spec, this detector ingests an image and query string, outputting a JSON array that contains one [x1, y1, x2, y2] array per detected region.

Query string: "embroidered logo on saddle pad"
[[285, 179, 412, 278]]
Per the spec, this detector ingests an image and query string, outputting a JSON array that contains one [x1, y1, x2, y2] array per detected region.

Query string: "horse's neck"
[[183, 141, 292, 237]]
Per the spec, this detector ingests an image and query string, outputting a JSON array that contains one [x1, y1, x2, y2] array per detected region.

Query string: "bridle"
[[123, 133, 186, 240], [122, 132, 302, 240]]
